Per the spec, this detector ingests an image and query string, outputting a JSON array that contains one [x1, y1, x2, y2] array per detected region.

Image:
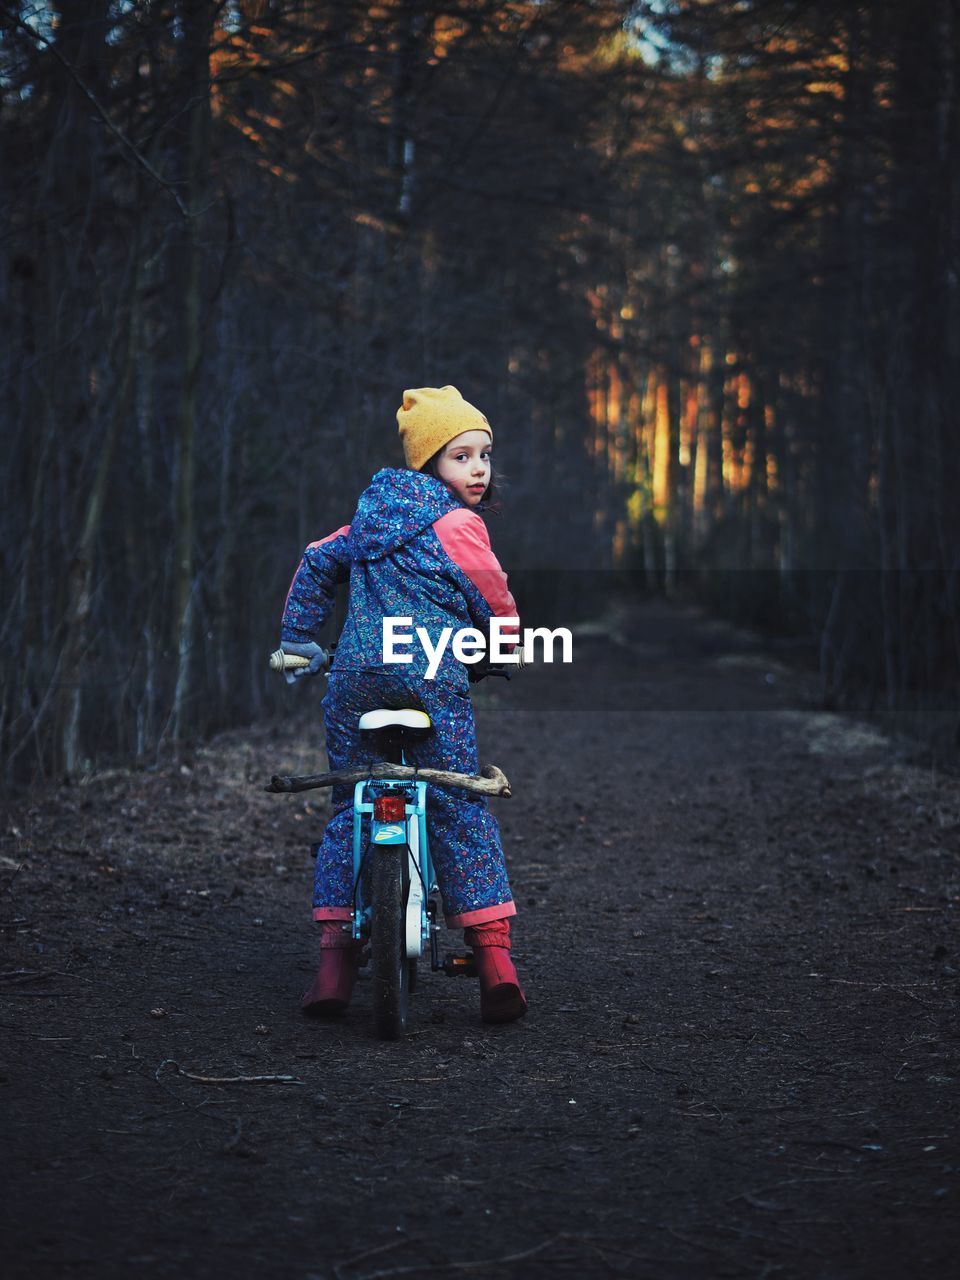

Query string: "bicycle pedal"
[[442, 953, 478, 978]]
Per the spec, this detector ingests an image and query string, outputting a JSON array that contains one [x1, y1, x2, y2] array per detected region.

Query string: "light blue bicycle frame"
[[350, 777, 434, 952]]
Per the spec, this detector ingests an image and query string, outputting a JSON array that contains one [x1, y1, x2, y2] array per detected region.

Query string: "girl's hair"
[[420, 445, 503, 514]]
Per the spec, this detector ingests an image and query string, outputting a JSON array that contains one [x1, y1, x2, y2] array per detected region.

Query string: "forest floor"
[[2, 598, 960, 1280]]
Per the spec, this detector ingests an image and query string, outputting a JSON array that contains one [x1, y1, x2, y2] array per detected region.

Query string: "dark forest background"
[[1, 0, 958, 782]]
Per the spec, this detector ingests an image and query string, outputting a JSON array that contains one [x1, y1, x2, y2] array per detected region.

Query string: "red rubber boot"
[[301, 921, 362, 1018], [464, 918, 528, 1024]]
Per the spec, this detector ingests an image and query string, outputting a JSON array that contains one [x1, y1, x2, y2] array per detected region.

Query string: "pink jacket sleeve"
[[432, 509, 519, 637]]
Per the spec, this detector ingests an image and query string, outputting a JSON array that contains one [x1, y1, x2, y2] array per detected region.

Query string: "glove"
[[467, 642, 527, 683], [280, 640, 328, 685], [467, 655, 492, 684]]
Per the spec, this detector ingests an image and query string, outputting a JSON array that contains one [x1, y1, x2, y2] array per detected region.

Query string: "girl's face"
[[433, 430, 492, 507]]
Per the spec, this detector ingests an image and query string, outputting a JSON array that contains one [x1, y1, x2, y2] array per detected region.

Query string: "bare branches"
[[9, 10, 190, 218]]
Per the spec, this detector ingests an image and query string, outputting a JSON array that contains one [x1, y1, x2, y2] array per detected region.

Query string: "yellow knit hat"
[[397, 385, 492, 471]]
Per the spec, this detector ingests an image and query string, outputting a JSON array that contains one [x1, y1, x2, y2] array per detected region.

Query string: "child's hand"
[[280, 641, 329, 684], [467, 656, 493, 684]]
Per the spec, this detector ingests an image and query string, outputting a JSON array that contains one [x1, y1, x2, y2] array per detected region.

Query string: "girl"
[[279, 385, 526, 1025]]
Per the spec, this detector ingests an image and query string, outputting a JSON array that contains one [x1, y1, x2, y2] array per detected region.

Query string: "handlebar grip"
[[268, 649, 312, 672]]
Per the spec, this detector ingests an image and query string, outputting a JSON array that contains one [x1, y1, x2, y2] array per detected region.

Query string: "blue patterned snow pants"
[[311, 669, 516, 927]]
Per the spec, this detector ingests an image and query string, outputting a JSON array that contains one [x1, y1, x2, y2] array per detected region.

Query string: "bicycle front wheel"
[[371, 843, 410, 1040]]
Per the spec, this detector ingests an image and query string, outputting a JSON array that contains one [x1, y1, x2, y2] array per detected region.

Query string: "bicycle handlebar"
[[268, 647, 332, 673], [470, 649, 526, 682], [268, 646, 526, 677]]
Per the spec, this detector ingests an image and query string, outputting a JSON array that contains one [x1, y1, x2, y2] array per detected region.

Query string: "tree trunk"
[[55, 246, 141, 776], [171, 0, 214, 746]]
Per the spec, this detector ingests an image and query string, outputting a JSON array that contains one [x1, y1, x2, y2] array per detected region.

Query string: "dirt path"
[[2, 600, 959, 1279]]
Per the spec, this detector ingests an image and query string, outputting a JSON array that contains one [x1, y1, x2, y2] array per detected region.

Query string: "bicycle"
[[267, 647, 514, 1040]]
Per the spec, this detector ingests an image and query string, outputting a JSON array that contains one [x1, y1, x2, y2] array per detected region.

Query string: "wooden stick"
[[356, 1233, 572, 1278], [155, 1058, 302, 1086], [266, 761, 511, 798]]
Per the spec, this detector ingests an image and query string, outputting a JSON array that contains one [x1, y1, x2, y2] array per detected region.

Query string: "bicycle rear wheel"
[[371, 843, 410, 1040]]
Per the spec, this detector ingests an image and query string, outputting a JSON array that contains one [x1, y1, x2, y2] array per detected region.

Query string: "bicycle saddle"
[[358, 709, 432, 731]]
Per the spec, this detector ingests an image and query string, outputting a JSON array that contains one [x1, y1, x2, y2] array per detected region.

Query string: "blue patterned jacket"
[[280, 468, 518, 690]]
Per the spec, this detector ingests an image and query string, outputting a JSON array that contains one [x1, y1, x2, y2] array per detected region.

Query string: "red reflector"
[[374, 794, 406, 823]]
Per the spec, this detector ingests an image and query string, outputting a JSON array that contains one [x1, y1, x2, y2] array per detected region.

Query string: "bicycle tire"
[[371, 843, 410, 1040]]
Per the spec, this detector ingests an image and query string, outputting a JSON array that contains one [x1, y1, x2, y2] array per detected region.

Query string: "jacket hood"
[[347, 468, 461, 562]]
